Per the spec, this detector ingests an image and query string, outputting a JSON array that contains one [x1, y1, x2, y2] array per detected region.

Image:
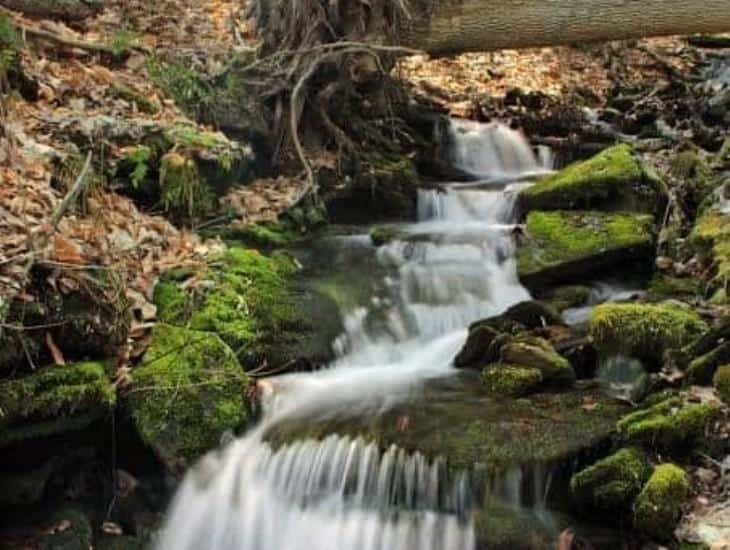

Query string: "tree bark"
[[0, 0, 104, 21], [400, 0, 730, 56]]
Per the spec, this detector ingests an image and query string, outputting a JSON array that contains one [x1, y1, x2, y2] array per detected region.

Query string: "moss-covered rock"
[[713, 365, 730, 403], [500, 336, 575, 385], [616, 397, 721, 454], [369, 225, 405, 246], [633, 463, 690, 540], [454, 324, 503, 369], [646, 273, 702, 301], [0, 362, 115, 447], [517, 210, 655, 287], [518, 144, 665, 215], [590, 302, 708, 367], [690, 208, 730, 292], [127, 323, 248, 470], [206, 220, 302, 249], [480, 364, 543, 396], [685, 342, 730, 385], [154, 247, 333, 370], [670, 150, 721, 215], [570, 448, 650, 510]]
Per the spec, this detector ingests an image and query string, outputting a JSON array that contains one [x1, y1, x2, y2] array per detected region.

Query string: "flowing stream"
[[155, 120, 552, 550]]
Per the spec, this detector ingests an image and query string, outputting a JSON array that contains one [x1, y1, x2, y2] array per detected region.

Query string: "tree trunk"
[[0, 0, 104, 21], [400, 0, 730, 56]]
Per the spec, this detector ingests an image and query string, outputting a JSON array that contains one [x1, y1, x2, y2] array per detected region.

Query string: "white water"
[[155, 120, 551, 550]]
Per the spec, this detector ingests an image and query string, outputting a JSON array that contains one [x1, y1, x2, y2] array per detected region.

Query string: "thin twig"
[[51, 151, 92, 229]]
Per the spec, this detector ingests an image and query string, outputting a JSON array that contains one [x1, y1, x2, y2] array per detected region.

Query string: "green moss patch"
[[570, 448, 650, 510], [633, 463, 690, 540], [517, 210, 655, 287], [127, 323, 248, 468], [713, 365, 730, 403], [538, 284, 592, 312], [519, 144, 664, 214], [499, 336, 575, 385], [590, 302, 708, 367], [480, 364, 543, 396], [616, 396, 721, 454], [690, 209, 730, 293], [154, 247, 321, 369], [685, 342, 730, 385], [0, 362, 115, 447]]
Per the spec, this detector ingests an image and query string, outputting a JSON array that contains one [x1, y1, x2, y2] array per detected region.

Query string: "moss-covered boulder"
[[500, 336, 575, 385], [690, 208, 730, 294], [0, 362, 115, 447], [154, 247, 337, 370], [616, 396, 721, 454], [517, 210, 655, 288], [127, 324, 248, 471], [518, 144, 665, 215], [633, 463, 690, 540], [480, 364, 543, 396], [685, 342, 730, 385], [714, 365, 730, 403], [570, 448, 650, 510], [590, 302, 708, 367]]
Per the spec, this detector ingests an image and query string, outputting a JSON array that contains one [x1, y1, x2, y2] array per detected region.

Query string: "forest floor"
[[1, 2, 729, 547]]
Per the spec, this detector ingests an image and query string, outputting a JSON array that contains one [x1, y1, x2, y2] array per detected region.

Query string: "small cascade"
[[155, 121, 550, 550]]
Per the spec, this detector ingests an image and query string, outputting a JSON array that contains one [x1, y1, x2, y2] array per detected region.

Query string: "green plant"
[[146, 56, 213, 115], [0, 15, 19, 80], [126, 146, 153, 189], [108, 30, 137, 57]]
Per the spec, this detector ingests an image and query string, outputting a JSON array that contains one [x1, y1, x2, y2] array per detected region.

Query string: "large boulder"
[[590, 302, 708, 368], [517, 210, 655, 288], [154, 247, 339, 371], [518, 144, 666, 216], [633, 464, 690, 541], [570, 447, 650, 510], [0, 361, 116, 448], [126, 324, 249, 472], [616, 395, 721, 454]]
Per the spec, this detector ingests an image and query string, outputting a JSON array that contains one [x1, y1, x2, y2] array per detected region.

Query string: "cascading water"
[[155, 120, 552, 550]]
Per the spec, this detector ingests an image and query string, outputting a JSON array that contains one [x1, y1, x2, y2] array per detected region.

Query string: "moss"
[[480, 364, 543, 396], [500, 336, 575, 385], [690, 209, 730, 289], [270, 385, 628, 474], [127, 323, 248, 467], [633, 464, 690, 540], [590, 302, 708, 367], [670, 150, 721, 213], [110, 84, 161, 114], [152, 278, 191, 325], [570, 448, 650, 509], [519, 144, 664, 214], [538, 284, 592, 312], [189, 248, 305, 366], [37, 508, 92, 550], [517, 210, 655, 286], [647, 273, 702, 301], [617, 397, 721, 453], [685, 342, 730, 384], [210, 220, 302, 249], [0, 362, 115, 447], [713, 365, 730, 403]]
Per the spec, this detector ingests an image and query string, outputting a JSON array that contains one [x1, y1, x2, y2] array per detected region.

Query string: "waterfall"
[[155, 120, 551, 550]]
